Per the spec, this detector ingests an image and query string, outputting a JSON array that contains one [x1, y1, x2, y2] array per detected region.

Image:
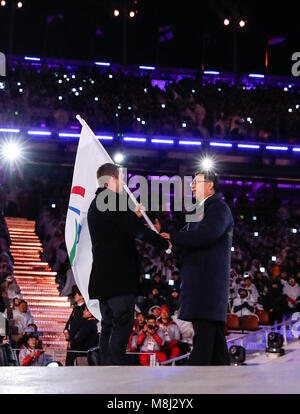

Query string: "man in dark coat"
[[161, 170, 234, 365], [87, 163, 170, 365]]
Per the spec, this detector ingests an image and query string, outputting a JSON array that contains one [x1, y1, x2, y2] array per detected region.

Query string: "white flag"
[[65, 116, 112, 321]]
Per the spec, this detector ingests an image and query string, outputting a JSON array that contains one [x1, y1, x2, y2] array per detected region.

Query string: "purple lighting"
[[94, 61, 110, 66], [151, 138, 174, 144], [59, 132, 80, 138], [204, 71, 220, 75], [0, 128, 20, 133], [139, 65, 156, 70], [123, 137, 147, 143], [96, 135, 113, 140], [178, 140, 202, 146], [210, 142, 232, 148], [28, 130, 52, 136], [265, 145, 288, 151], [238, 144, 260, 149], [249, 73, 265, 78], [24, 56, 40, 61]]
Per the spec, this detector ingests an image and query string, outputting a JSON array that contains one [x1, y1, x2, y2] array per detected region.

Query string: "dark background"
[[0, 0, 299, 75]]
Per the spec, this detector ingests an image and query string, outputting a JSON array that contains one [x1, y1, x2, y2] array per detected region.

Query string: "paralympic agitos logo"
[[291, 52, 300, 76]]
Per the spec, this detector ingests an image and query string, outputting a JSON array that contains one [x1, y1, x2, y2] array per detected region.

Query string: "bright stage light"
[[224, 18, 230, 26], [114, 153, 124, 163], [17, 1, 22, 8], [129, 10, 135, 18], [1, 1, 6, 7], [1, 142, 22, 162], [113, 9, 120, 17], [239, 20, 246, 28], [200, 157, 214, 171]]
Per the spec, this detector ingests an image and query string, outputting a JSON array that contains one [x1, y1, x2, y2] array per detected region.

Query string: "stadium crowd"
[[0, 60, 300, 144]]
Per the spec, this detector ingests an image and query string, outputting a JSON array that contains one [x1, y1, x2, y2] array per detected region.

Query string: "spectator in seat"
[[17, 323, 43, 349], [137, 315, 166, 366], [243, 276, 260, 307], [18, 334, 48, 366], [11, 300, 34, 334], [67, 306, 99, 357], [171, 310, 194, 355], [142, 288, 165, 313], [128, 312, 146, 352], [283, 277, 300, 315], [262, 282, 288, 325], [171, 271, 181, 291], [150, 274, 169, 297], [1, 275, 21, 309], [252, 271, 269, 297], [64, 285, 86, 366], [166, 288, 180, 315], [232, 289, 256, 327], [157, 305, 181, 360], [148, 305, 161, 319]]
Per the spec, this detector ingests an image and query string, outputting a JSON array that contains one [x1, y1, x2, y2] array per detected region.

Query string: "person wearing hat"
[[160, 169, 234, 365], [148, 305, 161, 319], [157, 305, 181, 360]]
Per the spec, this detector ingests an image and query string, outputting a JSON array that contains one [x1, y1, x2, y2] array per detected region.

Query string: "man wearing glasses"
[[160, 169, 234, 365]]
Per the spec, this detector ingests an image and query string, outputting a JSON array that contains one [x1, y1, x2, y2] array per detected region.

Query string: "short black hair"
[[97, 163, 120, 180], [146, 315, 156, 322], [194, 170, 219, 192]]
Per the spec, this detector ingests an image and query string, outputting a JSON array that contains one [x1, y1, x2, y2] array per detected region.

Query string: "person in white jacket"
[[11, 300, 34, 334], [282, 277, 300, 313], [232, 289, 257, 326]]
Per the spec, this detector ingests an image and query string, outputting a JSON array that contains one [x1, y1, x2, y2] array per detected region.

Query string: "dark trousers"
[[99, 294, 135, 365], [188, 319, 230, 366]]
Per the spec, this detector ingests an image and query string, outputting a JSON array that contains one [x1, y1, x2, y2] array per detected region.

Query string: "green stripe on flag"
[[70, 219, 78, 266]]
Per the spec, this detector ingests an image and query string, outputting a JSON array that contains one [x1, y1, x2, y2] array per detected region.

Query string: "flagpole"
[[75, 115, 165, 238]]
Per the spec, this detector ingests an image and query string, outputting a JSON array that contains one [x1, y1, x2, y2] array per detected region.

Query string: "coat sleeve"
[[170, 203, 231, 248], [108, 210, 169, 251], [70, 322, 91, 348]]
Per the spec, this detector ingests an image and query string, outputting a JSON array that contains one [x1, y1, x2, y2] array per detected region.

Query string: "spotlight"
[[200, 157, 214, 171], [266, 332, 285, 356], [239, 20, 246, 28], [129, 10, 135, 18], [224, 18, 230, 26], [17, 1, 22, 8], [113, 9, 120, 17], [1, 1, 6, 7], [114, 153, 124, 163], [1, 141, 22, 162], [229, 345, 246, 365], [46, 361, 63, 367]]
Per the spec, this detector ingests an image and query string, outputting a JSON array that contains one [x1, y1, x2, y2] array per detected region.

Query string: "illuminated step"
[[22, 295, 69, 302], [14, 270, 57, 276], [14, 262, 49, 266], [20, 290, 60, 296], [25, 301, 70, 307]]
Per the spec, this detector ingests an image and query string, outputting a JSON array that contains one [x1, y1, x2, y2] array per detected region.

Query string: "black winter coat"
[[87, 187, 169, 301], [170, 193, 234, 323]]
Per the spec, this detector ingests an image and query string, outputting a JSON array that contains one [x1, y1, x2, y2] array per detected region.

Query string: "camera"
[[147, 324, 155, 330]]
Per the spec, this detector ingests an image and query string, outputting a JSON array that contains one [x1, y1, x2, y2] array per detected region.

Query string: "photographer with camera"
[[128, 312, 146, 352], [137, 315, 167, 366]]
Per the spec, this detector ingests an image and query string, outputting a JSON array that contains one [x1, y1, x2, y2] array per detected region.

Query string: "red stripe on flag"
[[71, 186, 85, 197]]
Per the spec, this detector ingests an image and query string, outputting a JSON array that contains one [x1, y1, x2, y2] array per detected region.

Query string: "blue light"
[[0, 128, 20, 133], [210, 142, 232, 148], [249, 73, 265, 78], [24, 56, 40, 61], [265, 145, 288, 151], [203, 71, 220, 75], [151, 138, 174, 144], [95, 135, 114, 140], [237, 144, 260, 149], [94, 61, 111, 66], [59, 132, 80, 138], [178, 140, 202, 146], [292, 147, 300, 152], [28, 130, 52, 136], [123, 137, 147, 143], [139, 65, 156, 70]]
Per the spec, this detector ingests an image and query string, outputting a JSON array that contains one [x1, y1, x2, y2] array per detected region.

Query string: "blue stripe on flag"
[[77, 224, 82, 244], [68, 206, 81, 216]]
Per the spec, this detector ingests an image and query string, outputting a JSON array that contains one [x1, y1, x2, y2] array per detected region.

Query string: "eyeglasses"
[[190, 180, 210, 187]]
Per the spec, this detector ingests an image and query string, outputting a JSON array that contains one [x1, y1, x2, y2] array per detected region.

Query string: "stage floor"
[[1, 341, 300, 394]]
